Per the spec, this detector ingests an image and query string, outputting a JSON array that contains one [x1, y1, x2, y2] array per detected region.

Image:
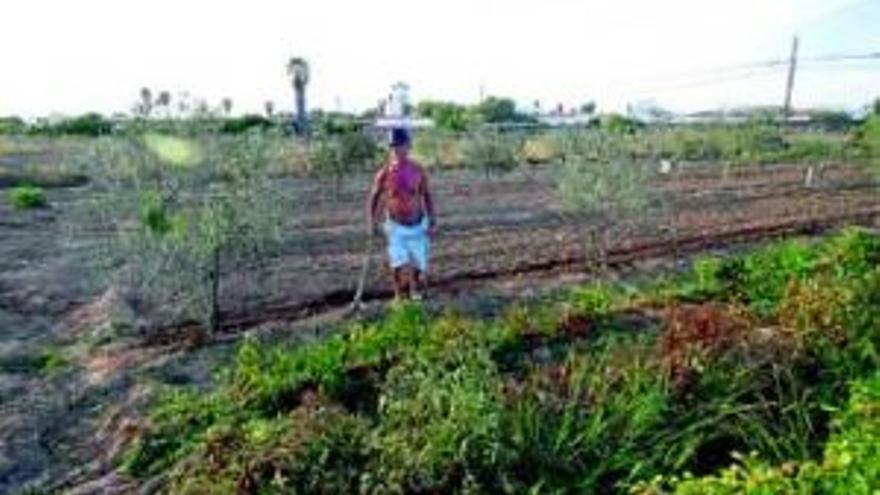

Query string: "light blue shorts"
[[383, 216, 430, 273]]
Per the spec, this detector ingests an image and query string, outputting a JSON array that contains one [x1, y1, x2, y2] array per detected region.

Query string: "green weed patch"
[[124, 229, 880, 494]]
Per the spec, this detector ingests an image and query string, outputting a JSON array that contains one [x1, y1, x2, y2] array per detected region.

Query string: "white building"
[[374, 82, 434, 129]]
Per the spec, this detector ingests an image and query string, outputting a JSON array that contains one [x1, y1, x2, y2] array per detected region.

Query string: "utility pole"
[[783, 35, 799, 124]]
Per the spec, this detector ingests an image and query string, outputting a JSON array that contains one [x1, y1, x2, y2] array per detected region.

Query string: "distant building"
[[388, 82, 410, 118], [536, 113, 597, 127], [374, 82, 434, 129], [626, 100, 674, 124]]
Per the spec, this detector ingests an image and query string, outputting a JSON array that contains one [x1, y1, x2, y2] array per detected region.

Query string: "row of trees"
[[133, 54, 310, 133], [0, 55, 312, 137], [415, 97, 540, 131]]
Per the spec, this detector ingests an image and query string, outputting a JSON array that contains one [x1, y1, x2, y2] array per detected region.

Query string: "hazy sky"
[[2, 0, 878, 118]]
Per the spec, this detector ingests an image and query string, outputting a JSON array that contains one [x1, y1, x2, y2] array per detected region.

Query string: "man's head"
[[389, 127, 411, 161]]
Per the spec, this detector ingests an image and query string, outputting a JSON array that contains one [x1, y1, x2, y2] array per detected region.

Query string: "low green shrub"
[[602, 114, 641, 135], [219, 114, 273, 134], [29, 113, 113, 136], [851, 114, 880, 161], [123, 231, 880, 494], [0, 349, 67, 376], [165, 395, 370, 495], [782, 134, 845, 163], [462, 131, 521, 177], [505, 340, 669, 491], [368, 345, 511, 493], [8, 185, 46, 209], [521, 133, 566, 164], [412, 130, 465, 168], [309, 132, 380, 191], [636, 369, 880, 495]]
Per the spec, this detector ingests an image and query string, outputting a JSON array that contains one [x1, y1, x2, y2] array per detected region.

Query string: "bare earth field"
[[1, 150, 879, 493]]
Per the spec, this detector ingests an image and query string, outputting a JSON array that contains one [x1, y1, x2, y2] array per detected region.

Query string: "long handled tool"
[[351, 233, 375, 312]]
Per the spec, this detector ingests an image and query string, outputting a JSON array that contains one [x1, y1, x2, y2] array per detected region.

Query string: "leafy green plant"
[[412, 129, 465, 168], [556, 155, 650, 272], [121, 231, 880, 495], [0, 349, 67, 376], [8, 185, 46, 209], [601, 114, 641, 135], [165, 394, 370, 495], [29, 112, 114, 136], [309, 132, 380, 194], [721, 239, 818, 316], [851, 114, 880, 161], [88, 133, 283, 332], [636, 369, 880, 495], [369, 345, 511, 493], [521, 133, 566, 164], [0, 116, 26, 135], [505, 341, 669, 491], [462, 130, 521, 177], [416, 100, 471, 131]]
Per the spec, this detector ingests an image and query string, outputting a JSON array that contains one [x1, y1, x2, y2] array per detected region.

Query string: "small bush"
[[462, 131, 520, 177], [504, 342, 669, 491], [8, 185, 46, 209], [412, 130, 465, 168], [0, 350, 67, 375], [309, 132, 380, 191], [219, 114, 273, 134], [722, 240, 818, 317], [166, 394, 370, 495], [852, 114, 880, 169], [521, 133, 566, 164], [602, 114, 641, 135], [31, 113, 113, 136], [369, 345, 511, 493], [636, 370, 880, 495], [557, 158, 649, 216], [0, 116, 26, 134]]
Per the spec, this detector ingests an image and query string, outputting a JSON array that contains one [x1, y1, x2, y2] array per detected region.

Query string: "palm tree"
[[139, 87, 153, 117], [155, 91, 172, 119], [264, 100, 275, 119], [286, 57, 310, 136], [221, 97, 233, 116], [156, 90, 171, 108]]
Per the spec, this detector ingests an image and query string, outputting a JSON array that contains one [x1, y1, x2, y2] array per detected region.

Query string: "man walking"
[[367, 128, 436, 300]]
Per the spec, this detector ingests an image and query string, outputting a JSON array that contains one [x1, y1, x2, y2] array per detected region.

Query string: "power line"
[[622, 50, 879, 97], [626, 66, 788, 96], [798, 61, 880, 71], [632, 50, 880, 89], [802, 52, 880, 63]]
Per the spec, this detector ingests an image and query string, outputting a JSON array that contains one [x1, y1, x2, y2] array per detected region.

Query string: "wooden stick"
[[351, 234, 375, 311]]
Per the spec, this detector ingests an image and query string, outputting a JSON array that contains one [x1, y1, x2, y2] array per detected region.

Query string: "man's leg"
[[386, 222, 409, 300], [410, 228, 430, 299], [403, 265, 418, 299], [411, 269, 425, 300], [392, 267, 406, 300]]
